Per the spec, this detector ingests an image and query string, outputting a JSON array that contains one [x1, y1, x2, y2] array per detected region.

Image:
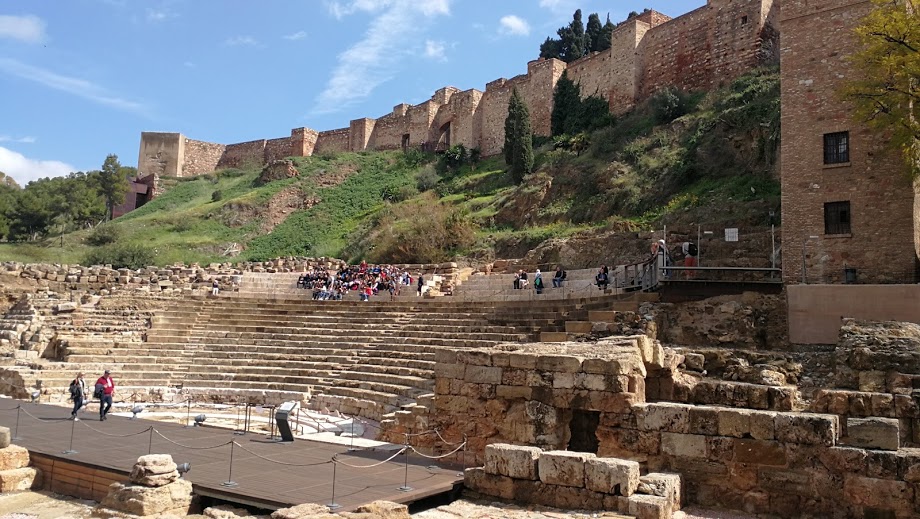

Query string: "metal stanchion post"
[[221, 442, 238, 488], [347, 419, 357, 452], [12, 405, 22, 440], [234, 402, 244, 436], [327, 462, 341, 510], [398, 445, 412, 492], [63, 417, 78, 455], [184, 398, 192, 428], [148, 427, 154, 454]]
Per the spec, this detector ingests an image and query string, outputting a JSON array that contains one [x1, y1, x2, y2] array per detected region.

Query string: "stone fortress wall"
[[137, 0, 778, 178]]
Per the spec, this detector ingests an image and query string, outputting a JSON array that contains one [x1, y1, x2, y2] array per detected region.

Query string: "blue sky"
[[0, 0, 701, 186]]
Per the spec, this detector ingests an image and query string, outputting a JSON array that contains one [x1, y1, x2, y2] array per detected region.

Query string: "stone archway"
[[437, 121, 451, 152]]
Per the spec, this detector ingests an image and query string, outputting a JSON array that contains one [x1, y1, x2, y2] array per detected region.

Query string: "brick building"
[[780, 0, 920, 284]]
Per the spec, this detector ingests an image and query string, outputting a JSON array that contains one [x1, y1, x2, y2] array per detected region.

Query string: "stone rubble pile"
[[0, 426, 42, 492], [94, 454, 193, 518]]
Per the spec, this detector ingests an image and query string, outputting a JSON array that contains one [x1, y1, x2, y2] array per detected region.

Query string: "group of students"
[[296, 262, 426, 301], [67, 370, 115, 421]]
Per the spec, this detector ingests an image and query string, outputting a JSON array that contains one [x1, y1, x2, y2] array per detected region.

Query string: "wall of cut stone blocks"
[[314, 128, 350, 154], [182, 138, 225, 177], [466, 443, 680, 518]]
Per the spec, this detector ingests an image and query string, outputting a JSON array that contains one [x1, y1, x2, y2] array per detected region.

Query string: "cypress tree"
[[586, 13, 603, 53], [504, 88, 534, 183], [551, 71, 583, 136]]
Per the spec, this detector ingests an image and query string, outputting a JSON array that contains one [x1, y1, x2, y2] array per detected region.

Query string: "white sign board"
[[725, 228, 739, 242]]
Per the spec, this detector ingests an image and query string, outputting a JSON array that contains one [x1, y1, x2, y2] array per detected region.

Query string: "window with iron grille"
[[824, 201, 851, 234], [823, 131, 850, 164]]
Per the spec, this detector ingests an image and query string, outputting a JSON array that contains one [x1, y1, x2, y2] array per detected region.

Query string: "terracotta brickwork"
[[780, 0, 919, 283]]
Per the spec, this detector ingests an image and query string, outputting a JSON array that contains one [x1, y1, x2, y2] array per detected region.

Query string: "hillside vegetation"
[[0, 68, 780, 268]]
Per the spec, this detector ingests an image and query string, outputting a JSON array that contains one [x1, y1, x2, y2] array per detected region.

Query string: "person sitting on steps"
[[553, 266, 566, 288]]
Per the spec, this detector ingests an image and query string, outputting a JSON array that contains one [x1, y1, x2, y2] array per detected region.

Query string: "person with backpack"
[[95, 370, 115, 421], [682, 241, 698, 279], [68, 372, 86, 421], [534, 274, 545, 294]]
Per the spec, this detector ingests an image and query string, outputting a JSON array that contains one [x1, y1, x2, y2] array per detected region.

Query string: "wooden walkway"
[[0, 402, 462, 512]]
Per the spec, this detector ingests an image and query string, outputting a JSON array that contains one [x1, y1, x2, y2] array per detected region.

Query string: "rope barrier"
[[79, 422, 153, 438], [434, 429, 464, 446], [19, 406, 65, 423], [331, 447, 406, 469], [0, 405, 21, 411], [409, 442, 467, 460], [152, 430, 233, 450], [232, 442, 333, 467]]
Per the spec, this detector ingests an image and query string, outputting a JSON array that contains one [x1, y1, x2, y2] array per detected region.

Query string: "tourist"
[[417, 273, 425, 297], [68, 372, 86, 421], [552, 266, 566, 288], [211, 278, 220, 296], [596, 266, 609, 290], [682, 241, 698, 279], [513, 272, 521, 289], [95, 370, 115, 421], [534, 274, 544, 295], [654, 239, 671, 279], [519, 270, 529, 289]]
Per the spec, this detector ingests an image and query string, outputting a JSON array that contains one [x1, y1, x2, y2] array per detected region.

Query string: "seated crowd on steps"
[[296, 261, 416, 301]]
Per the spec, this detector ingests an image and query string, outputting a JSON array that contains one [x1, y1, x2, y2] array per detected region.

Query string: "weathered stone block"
[[271, 503, 337, 519], [718, 409, 751, 438], [352, 500, 410, 518], [508, 353, 537, 370], [464, 365, 502, 385], [774, 413, 838, 446], [495, 385, 531, 400], [0, 427, 9, 449], [844, 417, 900, 451], [0, 467, 40, 492], [538, 450, 592, 487], [483, 443, 541, 480], [0, 445, 30, 471], [535, 355, 582, 372], [637, 473, 682, 510], [628, 494, 672, 519], [844, 475, 912, 510], [100, 479, 193, 516], [432, 362, 464, 379], [749, 411, 777, 440], [661, 433, 706, 458], [464, 467, 514, 500], [585, 457, 640, 496], [688, 407, 720, 435], [732, 439, 787, 466], [457, 350, 492, 366], [636, 403, 691, 433]]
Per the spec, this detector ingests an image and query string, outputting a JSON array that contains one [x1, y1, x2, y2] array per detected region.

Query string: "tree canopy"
[[843, 0, 919, 177], [551, 71, 613, 136], [504, 87, 534, 183], [540, 9, 616, 62]]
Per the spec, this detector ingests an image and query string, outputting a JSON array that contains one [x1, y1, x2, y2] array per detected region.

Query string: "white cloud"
[[325, 0, 389, 20], [499, 15, 530, 36], [424, 40, 446, 61], [0, 15, 47, 44], [314, 0, 451, 114], [0, 146, 75, 185], [224, 35, 259, 47], [0, 136, 36, 144], [145, 8, 175, 23], [283, 30, 308, 41], [0, 58, 149, 116]]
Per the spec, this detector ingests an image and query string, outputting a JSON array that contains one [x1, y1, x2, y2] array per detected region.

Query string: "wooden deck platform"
[[0, 402, 463, 512]]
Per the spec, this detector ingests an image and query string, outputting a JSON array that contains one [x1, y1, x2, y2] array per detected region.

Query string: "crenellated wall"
[[139, 0, 777, 176]]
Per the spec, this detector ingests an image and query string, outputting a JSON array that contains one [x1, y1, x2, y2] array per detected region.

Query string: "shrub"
[[83, 243, 156, 269], [87, 224, 121, 246], [415, 166, 441, 192], [403, 147, 435, 168], [211, 190, 223, 202], [650, 87, 690, 124], [367, 193, 477, 263]]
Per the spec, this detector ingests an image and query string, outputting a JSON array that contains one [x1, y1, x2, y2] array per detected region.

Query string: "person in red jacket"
[[95, 370, 115, 421]]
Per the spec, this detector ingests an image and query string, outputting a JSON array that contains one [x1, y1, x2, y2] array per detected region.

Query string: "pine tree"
[[559, 9, 586, 62], [98, 154, 130, 221], [586, 13, 603, 53], [504, 88, 534, 183]]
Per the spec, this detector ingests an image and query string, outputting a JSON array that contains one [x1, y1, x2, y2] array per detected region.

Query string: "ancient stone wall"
[[315, 128, 349, 154], [291, 127, 318, 157], [382, 333, 920, 517], [264, 137, 292, 162], [217, 139, 267, 169], [182, 138, 224, 176], [787, 285, 920, 343], [780, 0, 918, 284]]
